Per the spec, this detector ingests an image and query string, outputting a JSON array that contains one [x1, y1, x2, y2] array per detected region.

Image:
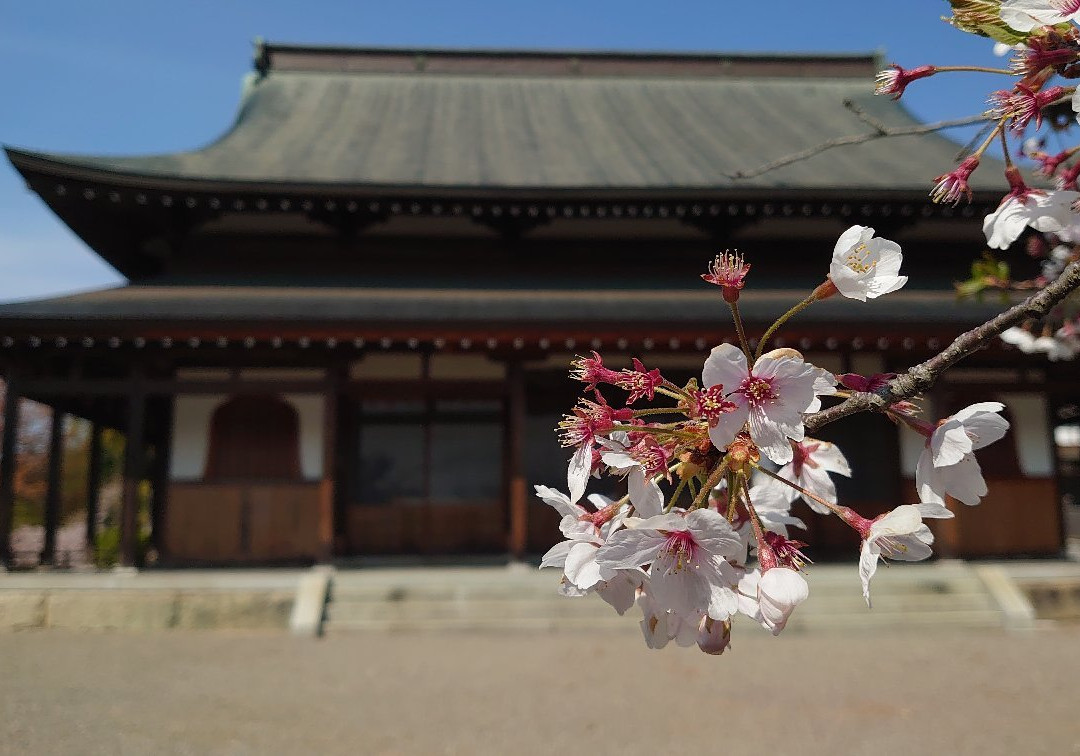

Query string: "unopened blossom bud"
[[701, 251, 750, 303], [874, 64, 936, 100], [697, 617, 731, 655], [930, 155, 980, 205], [757, 567, 809, 635]]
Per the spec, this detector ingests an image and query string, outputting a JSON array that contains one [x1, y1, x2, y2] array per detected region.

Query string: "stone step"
[[328, 574, 988, 602], [324, 592, 1000, 635], [326, 588, 995, 621], [322, 563, 1006, 633]]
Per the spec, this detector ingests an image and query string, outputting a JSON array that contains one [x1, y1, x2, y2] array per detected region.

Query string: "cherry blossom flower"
[[600, 434, 665, 518], [828, 225, 908, 301], [762, 531, 811, 570], [983, 170, 1079, 250], [753, 438, 851, 515], [687, 383, 739, 425], [735, 567, 809, 635], [743, 482, 806, 538], [701, 344, 826, 465], [931, 156, 980, 205], [697, 617, 732, 655], [1011, 34, 1079, 79], [559, 392, 633, 502], [1000, 326, 1040, 353], [1000, 0, 1080, 33], [991, 83, 1066, 132], [874, 64, 936, 99], [569, 353, 663, 404], [803, 364, 839, 414], [854, 503, 954, 607], [637, 588, 700, 649], [701, 251, 751, 303], [597, 509, 743, 622], [916, 402, 1010, 506], [536, 486, 644, 612]]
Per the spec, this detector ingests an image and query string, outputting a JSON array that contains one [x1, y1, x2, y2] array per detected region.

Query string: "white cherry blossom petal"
[[567, 443, 592, 504], [702, 343, 748, 390]]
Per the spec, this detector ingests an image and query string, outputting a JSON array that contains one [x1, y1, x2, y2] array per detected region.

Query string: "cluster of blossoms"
[[538, 227, 1011, 654], [879, 0, 1080, 356]]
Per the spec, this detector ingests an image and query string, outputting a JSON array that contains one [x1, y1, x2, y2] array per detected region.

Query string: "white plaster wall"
[[170, 394, 229, 481], [996, 392, 1052, 477], [169, 393, 325, 481], [284, 393, 325, 480]]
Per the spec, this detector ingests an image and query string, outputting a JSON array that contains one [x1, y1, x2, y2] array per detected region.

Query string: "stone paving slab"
[[1, 627, 1078, 755]]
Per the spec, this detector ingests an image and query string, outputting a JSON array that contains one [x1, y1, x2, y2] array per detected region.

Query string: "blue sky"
[[0, 0, 1009, 302]]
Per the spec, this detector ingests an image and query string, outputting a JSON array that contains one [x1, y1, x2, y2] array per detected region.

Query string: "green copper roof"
[[5, 49, 997, 193]]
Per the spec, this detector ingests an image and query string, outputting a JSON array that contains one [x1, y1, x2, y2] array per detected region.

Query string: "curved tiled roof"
[[0, 285, 1008, 327], [5, 48, 997, 193]]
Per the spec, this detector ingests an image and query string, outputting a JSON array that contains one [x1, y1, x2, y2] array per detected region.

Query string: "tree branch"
[[725, 109, 992, 181], [804, 259, 1080, 434]]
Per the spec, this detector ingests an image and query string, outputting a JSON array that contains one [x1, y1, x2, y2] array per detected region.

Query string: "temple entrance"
[[343, 395, 505, 555]]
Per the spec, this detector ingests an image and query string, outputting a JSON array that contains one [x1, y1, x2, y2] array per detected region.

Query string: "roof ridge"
[[254, 40, 878, 78]]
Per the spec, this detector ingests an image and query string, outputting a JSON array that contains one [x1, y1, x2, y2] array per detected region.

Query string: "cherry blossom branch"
[[725, 110, 992, 181], [755, 291, 819, 360], [728, 300, 754, 361], [804, 259, 1080, 434]]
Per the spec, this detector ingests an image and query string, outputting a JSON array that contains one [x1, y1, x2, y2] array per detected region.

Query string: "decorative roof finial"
[[253, 37, 269, 78]]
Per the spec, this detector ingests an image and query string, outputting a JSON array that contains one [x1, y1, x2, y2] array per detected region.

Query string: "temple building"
[[0, 44, 1071, 567]]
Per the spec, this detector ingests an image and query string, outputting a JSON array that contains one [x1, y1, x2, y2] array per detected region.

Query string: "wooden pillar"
[[85, 422, 102, 554], [120, 375, 146, 568], [317, 367, 341, 563], [0, 373, 21, 569], [506, 360, 528, 560], [150, 398, 174, 560], [40, 409, 64, 566]]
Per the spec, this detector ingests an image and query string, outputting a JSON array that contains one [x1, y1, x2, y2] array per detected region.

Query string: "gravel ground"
[[1, 626, 1078, 756]]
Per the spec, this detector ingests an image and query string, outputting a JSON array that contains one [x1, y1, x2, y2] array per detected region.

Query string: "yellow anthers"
[[844, 242, 878, 275]]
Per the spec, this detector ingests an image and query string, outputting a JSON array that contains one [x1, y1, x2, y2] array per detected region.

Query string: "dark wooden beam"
[[506, 359, 528, 560], [149, 398, 174, 561], [0, 373, 21, 569], [40, 409, 64, 566], [120, 371, 146, 568], [85, 421, 102, 557]]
